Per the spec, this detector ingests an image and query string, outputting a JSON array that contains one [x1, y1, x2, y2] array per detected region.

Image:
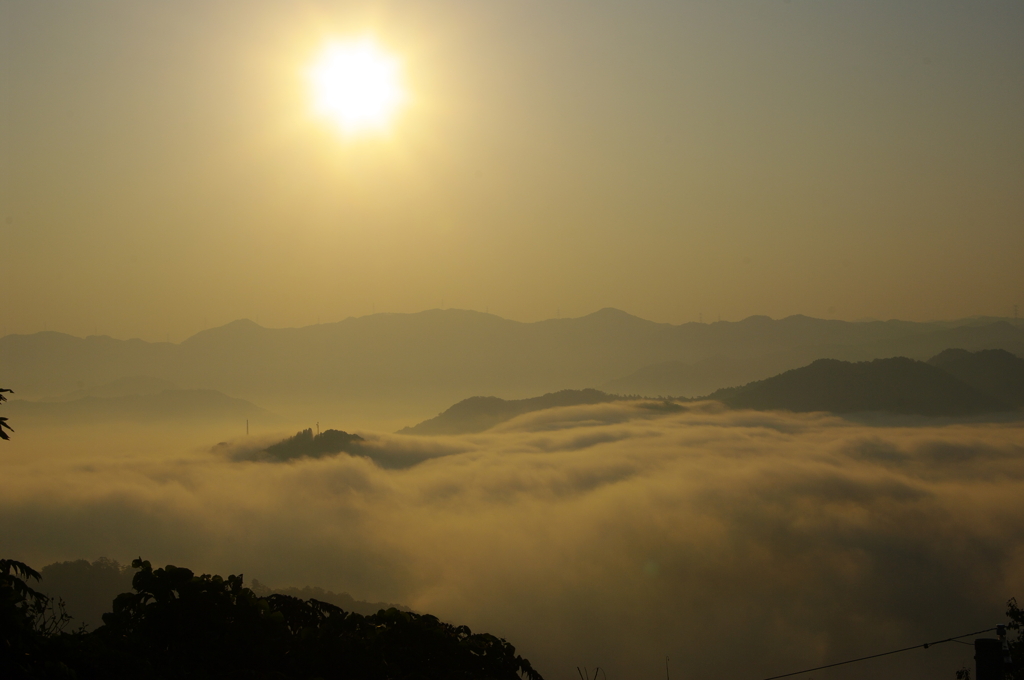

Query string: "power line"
[[760, 627, 999, 680]]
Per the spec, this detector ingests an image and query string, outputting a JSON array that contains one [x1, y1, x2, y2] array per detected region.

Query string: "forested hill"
[[709, 352, 1022, 416], [927, 348, 1024, 408], [402, 349, 1024, 427], [398, 389, 619, 435], [261, 427, 364, 461]]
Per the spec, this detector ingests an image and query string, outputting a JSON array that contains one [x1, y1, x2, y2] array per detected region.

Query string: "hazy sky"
[[1, 0, 1022, 341]]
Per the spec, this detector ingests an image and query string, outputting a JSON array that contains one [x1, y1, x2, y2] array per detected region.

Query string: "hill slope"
[[927, 348, 1024, 407], [260, 427, 364, 461], [600, 355, 791, 398], [709, 357, 1007, 416], [399, 389, 619, 435]]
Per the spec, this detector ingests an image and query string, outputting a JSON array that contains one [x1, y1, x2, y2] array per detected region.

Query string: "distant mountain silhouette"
[[927, 348, 1024, 408], [248, 579, 410, 616], [39, 376, 177, 402], [400, 349, 1024, 426], [709, 356, 1010, 416], [258, 427, 364, 461], [601, 355, 793, 398], [3, 310, 1023, 417], [39, 559, 136, 631], [5, 388, 270, 423], [399, 388, 619, 435]]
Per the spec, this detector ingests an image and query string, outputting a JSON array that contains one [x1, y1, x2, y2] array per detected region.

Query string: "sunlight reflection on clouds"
[[1, 402, 1021, 679]]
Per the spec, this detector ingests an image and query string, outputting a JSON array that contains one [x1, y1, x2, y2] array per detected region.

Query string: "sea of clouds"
[[2, 401, 1023, 680]]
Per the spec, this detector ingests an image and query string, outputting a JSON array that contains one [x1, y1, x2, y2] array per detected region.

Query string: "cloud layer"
[[2, 402, 1022, 680]]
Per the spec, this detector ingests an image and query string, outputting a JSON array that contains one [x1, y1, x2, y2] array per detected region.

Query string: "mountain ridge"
[[708, 352, 1021, 416], [405, 348, 1024, 432], [3, 310, 1022, 420]]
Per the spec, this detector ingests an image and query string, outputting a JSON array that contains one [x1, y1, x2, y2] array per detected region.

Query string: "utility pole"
[[973, 625, 1012, 680], [246, 419, 249, 435]]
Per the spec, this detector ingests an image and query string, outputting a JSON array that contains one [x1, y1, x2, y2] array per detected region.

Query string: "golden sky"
[[1, 0, 1022, 341]]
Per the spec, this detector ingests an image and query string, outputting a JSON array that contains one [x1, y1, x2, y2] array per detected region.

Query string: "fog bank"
[[1, 402, 1022, 679]]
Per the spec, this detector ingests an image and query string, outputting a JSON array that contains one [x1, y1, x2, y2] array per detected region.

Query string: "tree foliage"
[[0, 387, 12, 440], [1, 559, 74, 678], [1008, 597, 1024, 679], [1, 557, 544, 680]]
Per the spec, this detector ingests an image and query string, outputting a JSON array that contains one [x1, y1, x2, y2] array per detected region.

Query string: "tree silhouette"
[[0, 387, 12, 440], [1008, 597, 1024, 679], [1, 559, 72, 678], [2, 556, 545, 680]]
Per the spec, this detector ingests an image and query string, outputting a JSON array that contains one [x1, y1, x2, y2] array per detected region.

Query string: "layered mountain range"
[[402, 349, 1024, 434], [2, 309, 1022, 420]]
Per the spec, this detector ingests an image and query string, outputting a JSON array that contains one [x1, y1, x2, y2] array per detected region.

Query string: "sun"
[[308, 38, 405, 135]]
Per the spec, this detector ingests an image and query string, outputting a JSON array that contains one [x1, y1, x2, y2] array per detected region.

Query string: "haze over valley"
[[4, 309, 1024, 678], [2, 1, 1023, 678]]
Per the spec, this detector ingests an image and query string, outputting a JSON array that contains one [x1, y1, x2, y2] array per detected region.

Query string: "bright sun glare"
[[309, 38, 405, 135]]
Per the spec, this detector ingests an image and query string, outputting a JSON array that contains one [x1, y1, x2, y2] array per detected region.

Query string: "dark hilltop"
[[709, 349, 1024, 417]]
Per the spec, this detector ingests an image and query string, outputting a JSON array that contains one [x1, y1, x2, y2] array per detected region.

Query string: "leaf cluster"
[[0, 387, 12, 440]]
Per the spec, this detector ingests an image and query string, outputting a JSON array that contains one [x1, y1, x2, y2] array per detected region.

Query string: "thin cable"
[[760, 627, 999, 680]]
